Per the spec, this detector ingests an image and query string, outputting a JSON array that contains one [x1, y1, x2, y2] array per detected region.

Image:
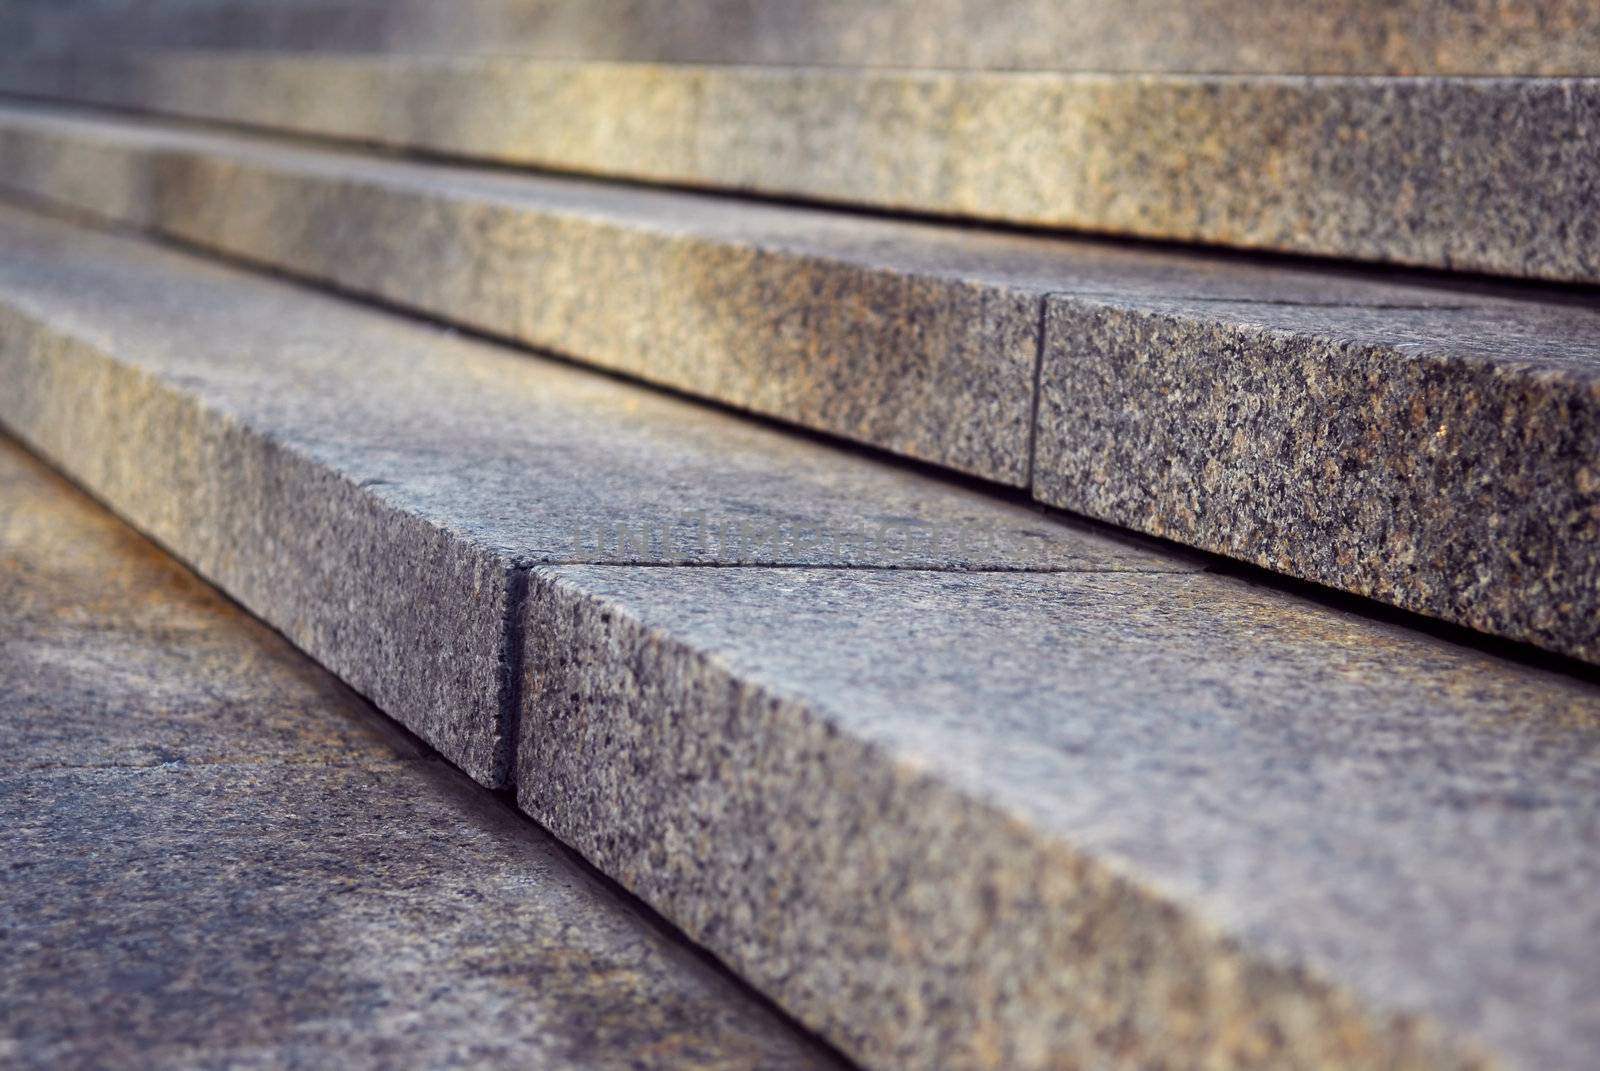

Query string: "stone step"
[[1, 203, 1598, 1071], [0, 438, 844, 1070], [0, 53, 1594, 283], [5, 0, 1598, 76], [0, 200, 1183, 785], [1, 103, 1595, 664]]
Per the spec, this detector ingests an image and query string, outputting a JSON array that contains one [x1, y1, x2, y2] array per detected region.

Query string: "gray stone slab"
[[0, 107, 1459, 487], [5, 0, 1599, 75], [1035, 293, 1600, 663], [0, 762, 842, 1070], [0, 54, 1594, 282], [518, 564, 1600, 1071], [0, 204, 1187, 784], [2, 105, 1597, 663], [0, 105, 1047, 485]]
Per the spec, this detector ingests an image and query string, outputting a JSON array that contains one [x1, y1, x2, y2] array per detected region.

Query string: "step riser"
[[6, 0, 1599, 76], [1036, 299, 1600, 663], [0, 52, 1595, 284], [1, 106, 1595, 665]]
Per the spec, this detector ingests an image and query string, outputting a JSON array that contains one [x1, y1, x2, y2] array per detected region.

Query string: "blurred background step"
[[4, 0, 1598, 75], [0, 51, 1594, 282], [0, 439, 844, 1070], [2, 103, 1595, 663], [1, 203, 1598, 1070]]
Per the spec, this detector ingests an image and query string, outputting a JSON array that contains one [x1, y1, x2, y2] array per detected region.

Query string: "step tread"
[[1, 204, 1598, 1070]]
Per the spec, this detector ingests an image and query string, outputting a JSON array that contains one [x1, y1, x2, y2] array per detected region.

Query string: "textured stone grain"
[[1035, 294, 1600, 663], [2, 311, 519, 784], [0, 54, 1594, 281], [0, 109, 1471, 492], [0, 205, 1187, 783], [4, 105, 1597, 661], [6, 0, 1600, 75], [0, 105, 1051, 483], [519, 565, 1600, 1071]]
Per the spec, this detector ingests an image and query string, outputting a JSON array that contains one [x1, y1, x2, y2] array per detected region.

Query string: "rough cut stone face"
[[0, 440, 841, 1070], [519, 564, 1600, 1071], [1034, 294, 1600, 664], [0, 52, 1594, 282], [4, 0, 1599, 75]]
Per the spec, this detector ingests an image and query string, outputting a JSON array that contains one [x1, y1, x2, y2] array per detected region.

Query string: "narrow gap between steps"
[[2, 90, 1599, 309], [1022, 296, 1047, 489], [496, 565, 531, 790]]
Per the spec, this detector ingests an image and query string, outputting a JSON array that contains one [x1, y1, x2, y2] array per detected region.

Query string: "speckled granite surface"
[[1, 104, 1595, 663], [0, 54, 1593, 282], [0, 204, 1186, 785], [0, 107, 1464, 488], [0, 441, 841, 1070], [0, 104, 1049, 484], [1035, 294, 1600, 663], [519, 565, 1600, 1071], [5, 0, 1599, 75]]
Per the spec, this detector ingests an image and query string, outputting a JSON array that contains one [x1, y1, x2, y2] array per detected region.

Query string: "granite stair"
[[3, 5, 1599, 1068], [0, 102, 1594, 664], [1, 205, 1598, 1070]]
